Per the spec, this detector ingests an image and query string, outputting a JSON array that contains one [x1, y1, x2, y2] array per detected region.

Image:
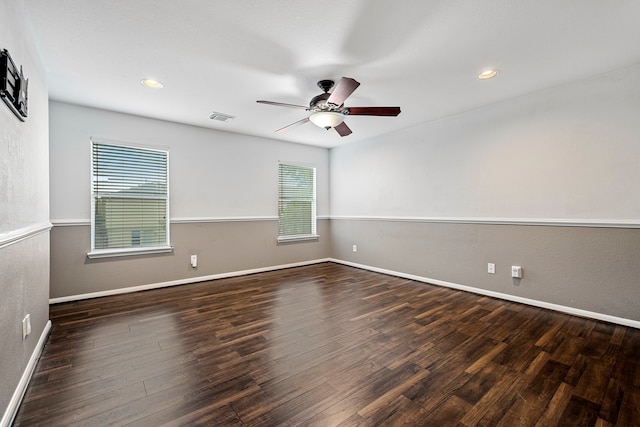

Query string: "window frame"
[[88, 138, 172, 259], [277, 162, 318, 243]]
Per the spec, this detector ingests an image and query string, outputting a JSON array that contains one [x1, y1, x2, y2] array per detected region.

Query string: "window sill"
[[87, 246, 174, 259], [277, 234, 319, 243]]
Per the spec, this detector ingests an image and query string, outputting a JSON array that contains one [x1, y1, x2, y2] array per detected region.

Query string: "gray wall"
[[51, 220, 330, 299], [49, 102, 330, 298], [331, 220, 640, 321], [0, 0, 50, 419], [330, 63, 640, 323]]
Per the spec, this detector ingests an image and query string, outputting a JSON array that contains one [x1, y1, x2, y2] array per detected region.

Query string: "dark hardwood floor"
[[13, 262, 640, 426]]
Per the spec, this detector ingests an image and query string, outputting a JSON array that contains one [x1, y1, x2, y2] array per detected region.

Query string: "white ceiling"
[[23, 0, 640, 148]]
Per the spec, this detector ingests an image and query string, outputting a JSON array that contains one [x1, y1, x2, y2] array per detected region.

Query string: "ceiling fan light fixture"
[[257, 76, 400, 137], [309, 111, 344, 130]]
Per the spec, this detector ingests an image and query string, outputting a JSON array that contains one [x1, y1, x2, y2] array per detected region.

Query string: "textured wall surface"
[[0, 0, 50, 419]]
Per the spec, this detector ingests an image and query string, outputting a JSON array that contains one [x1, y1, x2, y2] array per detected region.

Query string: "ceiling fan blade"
[[345, 107, 401, 116], [275, 117, 310, 133], [334, 121, 352, 137], [327, 77, 360, 106], [257, 100, 308, 109]]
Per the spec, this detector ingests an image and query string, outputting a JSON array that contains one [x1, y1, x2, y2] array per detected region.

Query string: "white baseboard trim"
[[1, 320, 52, 427], [329, 258, 640, 330], [48, 257, 640, 328], [49, 258, 332, 304]]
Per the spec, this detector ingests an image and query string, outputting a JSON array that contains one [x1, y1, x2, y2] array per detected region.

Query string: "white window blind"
[[278, 163, 317, 241], [90, 141, 170, 256]]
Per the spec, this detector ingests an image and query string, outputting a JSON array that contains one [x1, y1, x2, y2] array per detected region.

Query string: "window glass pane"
[[278, 200, 313, 236], [278, 163, 316, 238], [93, 144, 167, 196], [279, 164, 315, 199], [94, 198, 167, 249], [92, 141, 169, 251]]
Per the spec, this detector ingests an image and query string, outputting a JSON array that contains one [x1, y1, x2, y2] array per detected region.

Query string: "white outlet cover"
[[487, 263, 495, 274], [511, 266, 523, 278]]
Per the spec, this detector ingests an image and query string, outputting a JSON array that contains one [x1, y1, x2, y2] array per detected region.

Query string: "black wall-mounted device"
[[1, 49, 28, 121]]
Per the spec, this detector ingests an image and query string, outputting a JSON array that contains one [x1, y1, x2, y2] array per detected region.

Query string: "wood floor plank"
[[598, 378, 625, 425], [356, 364, 431, 417], [13, 262, 640, 426], [534, 381, 574, 427]]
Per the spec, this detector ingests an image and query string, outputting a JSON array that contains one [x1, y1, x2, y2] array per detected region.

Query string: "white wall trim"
[[0, 222, 52, 249], [49, 257, 640, 328], [1, 320, 52, 427], [172, 215, 330, 222], [172, 216, 278, 224], [51, 216, 330, 226], [50, 217, 280, 226], [49, 219, 90, 226], [49, 258, 331, 304], [329, 259, 640, 330], [329, 216, 640, 229], [87, 245, 174, 259]]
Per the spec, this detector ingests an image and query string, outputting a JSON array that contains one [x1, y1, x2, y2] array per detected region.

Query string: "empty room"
[[2, 0, 640, 425]]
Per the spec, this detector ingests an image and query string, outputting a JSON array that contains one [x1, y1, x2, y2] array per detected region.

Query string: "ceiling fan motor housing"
[[309, 92, 331, 110], [310, 80, 344, 111]]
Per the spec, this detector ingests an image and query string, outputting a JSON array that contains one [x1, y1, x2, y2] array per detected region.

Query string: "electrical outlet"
[[352, 245, 357, 253], [511, 265, 523, 278], [190, 254, 197, 268], [487, 263, 495, 274]]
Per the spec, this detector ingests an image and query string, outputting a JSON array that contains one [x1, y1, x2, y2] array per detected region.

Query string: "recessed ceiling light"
[[141, 79, 164, 88], [478, 69, 498, 80]]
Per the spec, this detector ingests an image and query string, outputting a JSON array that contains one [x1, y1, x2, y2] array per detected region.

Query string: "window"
[[89, 140, 171, 258], [278, 163, 317, 242]]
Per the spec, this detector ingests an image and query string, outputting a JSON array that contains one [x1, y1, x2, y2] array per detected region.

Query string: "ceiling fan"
[[257, 77, 401, 137]]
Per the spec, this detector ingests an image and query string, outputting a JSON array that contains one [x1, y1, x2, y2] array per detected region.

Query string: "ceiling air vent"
[[209, 111, 235, 122]]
